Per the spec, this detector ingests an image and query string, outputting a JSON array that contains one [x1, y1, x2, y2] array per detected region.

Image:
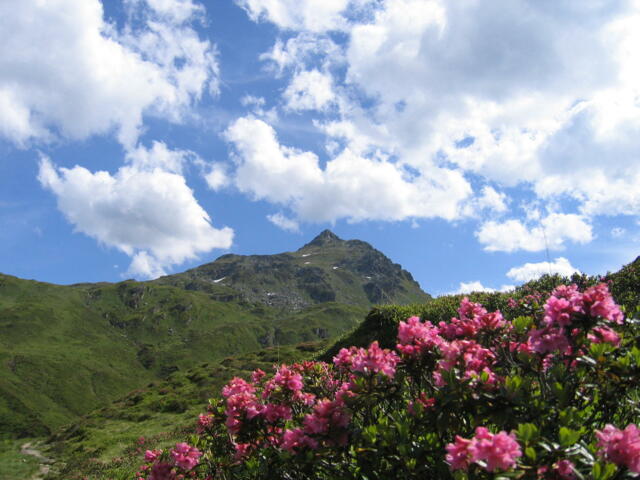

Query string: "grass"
[[0, 438, 41, 480], [45, 341, 330, 480]]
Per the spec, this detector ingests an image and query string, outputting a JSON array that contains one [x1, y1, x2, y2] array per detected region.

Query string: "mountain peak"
[[302, 229, 343, 248]]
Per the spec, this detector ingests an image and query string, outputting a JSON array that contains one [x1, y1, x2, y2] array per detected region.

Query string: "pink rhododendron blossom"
[[436, 340, 499, 388], [251, 369, 266, 383], [588, 326, 621, 346], [263, 365, 304, 399], [438, 299, 506, 339], [335, 342, 399, 378], [145, 449, 163, 462], [596, 424, 640, 473], [222, 377, 255, 398], [582, 283, 624, 324], [446, 427, 521, 472], [233, 443, 252, 461], [397, 316, 445, 358], [446, 435, 473, 470], [262, 403, 292, 423], [281, 428, 319, 453], [528, 327, 571, 355], [197, 414, 213, 433], [149, 462, 176, 480], [171, 443, 201, 471], [555, 459, 576, 479], [303, 398, 351, 437]]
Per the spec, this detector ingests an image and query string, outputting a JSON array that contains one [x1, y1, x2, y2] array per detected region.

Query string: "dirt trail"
[[20, 442, 52, 480]]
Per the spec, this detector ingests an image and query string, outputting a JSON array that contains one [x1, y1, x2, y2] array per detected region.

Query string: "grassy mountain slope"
[[46, 342, 329, 480], [0, 230, 429, 438], [38, 256, 639, 480]]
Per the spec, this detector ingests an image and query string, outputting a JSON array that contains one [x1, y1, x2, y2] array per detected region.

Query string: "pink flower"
[[587, 326, 621, 346], [251, 368, 266, 383], [438, 299, 507, 340], [582, 283, 624, 324], [281, 428, 318, 453], [397, 316, 445, 358], [446, 427, 521, 472], [170, 443, 201, 471], [149, 462, 176, 480], [555, 459, 576, 479], [262, 403, 292, 423], [335, 342, 400, 379], [233, 443, 252, 461], [528, 327, 570, 355], [222, 377, 256, 398], [596, 424, 640, 473], [446, 435, 473, 470], [303, 398, 351, 438], [263, 365, 304, 399], [145, 449, 163, 463], [196, 414, 213, 433]]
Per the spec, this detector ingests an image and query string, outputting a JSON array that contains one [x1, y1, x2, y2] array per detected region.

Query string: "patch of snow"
[[213, 277, 226, 283], [332, 266, 339, 269], [301, 253, 311, 257], [304, 261, 310, 264], [365, 276, 371, 280]]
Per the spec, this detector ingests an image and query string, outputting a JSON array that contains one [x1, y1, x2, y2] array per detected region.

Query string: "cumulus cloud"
[[476, 213, 593, 252], [203, 163, 230, 191], [267, 213, 300, 233], [236, 0, 640, 242], [452, 281, 514, 295], [283, 70, 336, 112], [506, 257, 580, 283], [235, 0, 352, 32], [37, 152, 233, 279], [224, 116, 472, 223], [0, 0, 217, 147]]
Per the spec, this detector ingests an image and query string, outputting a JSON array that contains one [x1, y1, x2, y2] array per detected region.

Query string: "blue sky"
[[1, 0, 639, 296]]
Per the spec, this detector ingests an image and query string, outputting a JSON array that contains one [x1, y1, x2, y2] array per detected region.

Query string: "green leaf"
[[559, 427, 581, 447], [516, 423, 538, 443], [525, 447, 537, 461]]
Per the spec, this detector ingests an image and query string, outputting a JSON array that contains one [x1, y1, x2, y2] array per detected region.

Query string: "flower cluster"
[[334, 341, 400, 378], [596, 424, 640, 473], [134, 283, 637, 480], [136, 443, 200, 480], [446, 427, 522, 472]]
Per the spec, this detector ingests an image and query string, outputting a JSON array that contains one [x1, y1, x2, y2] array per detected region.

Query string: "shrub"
[[135, 283, 640, 479]]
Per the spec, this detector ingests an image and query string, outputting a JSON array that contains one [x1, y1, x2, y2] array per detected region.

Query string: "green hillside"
[[0, 231, 429, 438], [35, 256, 639, 480]]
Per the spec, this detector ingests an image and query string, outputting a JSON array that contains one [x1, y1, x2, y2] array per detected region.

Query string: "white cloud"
[[452, 281, 514, 295], [243, 0, 640, 229], [129, 0, 205, 24], [506, 257, 580, 283], [0, 0, 217, 147], [611, 227, 626, 238], [283, 70, 336, 112], [267, 213, 300, 233], [126, 141, 197, 174], [224, 116, 472, 223], [203, 163, 230, 191], [476, 213, 593, 252], [260, 33, 343, 75], [37, 153, 233, 279], [235, 0, 352, 32], [461, 185, 508, 217]]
